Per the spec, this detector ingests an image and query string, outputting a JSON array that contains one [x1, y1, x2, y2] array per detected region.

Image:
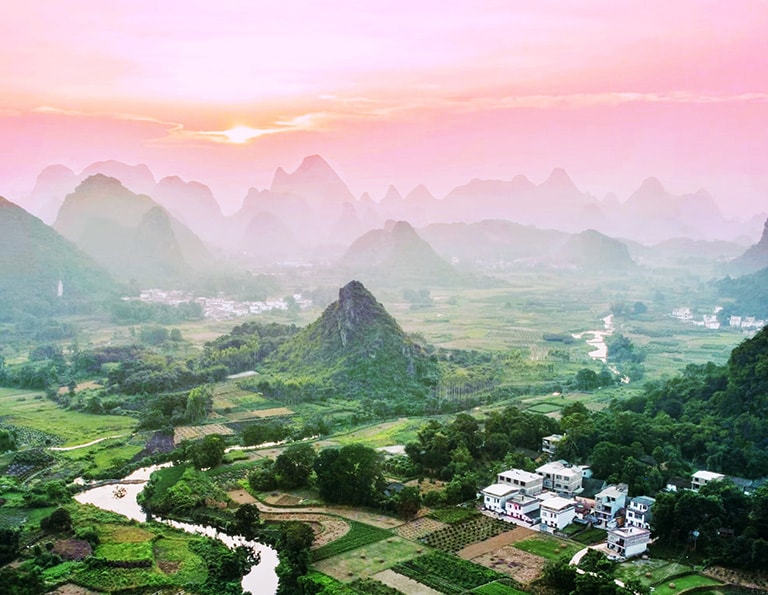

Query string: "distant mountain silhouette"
[[271, 154, 355, 205], [729, 218, 768, 274], [82, 160, 156, 195], [0, 195, 117, 318], [24, 164, 79, 224], [553, 229, 635, 271], [153, 176, 223, 245], [420, 219, 568, 266], [339, 220, 462, 285], [267, 280, 438, 399], [54, 175, 212, 285]]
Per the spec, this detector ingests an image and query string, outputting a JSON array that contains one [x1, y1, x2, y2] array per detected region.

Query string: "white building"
[[497, 468, 543, 496], [626, 496, 655, 530], [504, 492, 542, 526], [541, 434, 564, 456], [539, 496, 577, 531], [482, 483, 519, 512], [594, 483, 628, 527], [691, 470, 725, 491], [536, 461, 583, 496], [607, 526, 651, 558]]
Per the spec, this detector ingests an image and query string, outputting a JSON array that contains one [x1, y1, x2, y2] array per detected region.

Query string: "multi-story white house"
[[691, 470, 725, 491], [606, 526, 651, 558], [541, 434, 564, 456], [539, 496, 577, 531], [481, 484, 519, 513], [497, 468, 544, 496], [504, 492, 542, 526], [626, 496, 655, 530], [536, 461, 583, 496], [594, 483, 628, 527]]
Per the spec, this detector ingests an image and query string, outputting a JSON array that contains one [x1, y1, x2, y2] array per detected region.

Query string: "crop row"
[[423, 515, 512, 552], [311, 521, 392, 562], [392, 551, 504, 594]]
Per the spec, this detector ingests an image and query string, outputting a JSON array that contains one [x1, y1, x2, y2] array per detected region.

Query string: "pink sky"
[[1, 0, 767, 216]]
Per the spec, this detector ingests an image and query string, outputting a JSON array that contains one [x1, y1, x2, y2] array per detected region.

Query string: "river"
[[74, 464, 279, 594], [572, 314, 614, 363]]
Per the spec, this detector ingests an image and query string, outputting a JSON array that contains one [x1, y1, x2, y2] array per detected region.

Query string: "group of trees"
[[652, 479, 768, 568]]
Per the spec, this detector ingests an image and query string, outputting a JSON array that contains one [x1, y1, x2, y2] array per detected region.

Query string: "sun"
[[221, 125, 265, 144]]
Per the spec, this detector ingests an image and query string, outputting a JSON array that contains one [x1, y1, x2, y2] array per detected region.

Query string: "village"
[[130, 288, 313, 320], [479, 433, 740, 562]]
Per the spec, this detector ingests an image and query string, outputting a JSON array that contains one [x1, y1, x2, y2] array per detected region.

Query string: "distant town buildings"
[[670, 306, 764, 332], [126, 289, 312, 320]]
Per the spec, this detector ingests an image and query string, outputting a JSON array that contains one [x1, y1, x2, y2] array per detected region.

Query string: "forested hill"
[[622, 325, 768, 477], [0, 196, 118, 319], [262, 280, 440, 402]]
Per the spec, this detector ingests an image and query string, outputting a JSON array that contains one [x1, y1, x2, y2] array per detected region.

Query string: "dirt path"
[[457, 526, 536, 559], [372, 569, 443, 595], [250, 498, 404, 530]]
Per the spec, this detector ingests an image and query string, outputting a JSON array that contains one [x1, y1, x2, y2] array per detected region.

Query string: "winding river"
[[74, 464, 279, 594]]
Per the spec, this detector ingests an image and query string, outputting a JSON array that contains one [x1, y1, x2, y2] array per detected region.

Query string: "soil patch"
[[394, 516, 447, 540], [47, 585, 104, 595], [158, 560, 181, 574], [471, 543, 548, 586], [704, 565, 768, 590], [228, 489, 257, 505], [372, 569, 442, 595], [458, 527, 535, 559]]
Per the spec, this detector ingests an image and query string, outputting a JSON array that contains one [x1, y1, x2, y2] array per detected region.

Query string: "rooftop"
[[540, 496, 576, 511], [693, 470, 726, 481], [483, 483, 519, 498]]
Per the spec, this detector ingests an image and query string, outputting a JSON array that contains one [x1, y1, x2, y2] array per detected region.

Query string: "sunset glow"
[[1, 1, 766, 215]]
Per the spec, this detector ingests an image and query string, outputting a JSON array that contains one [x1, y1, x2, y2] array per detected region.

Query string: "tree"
[[40, 507, 72, 532], [275, 521, 314, 595], [395, 486, 422, 520], [192, 434, 226, 469], [185, 385, 212, 423], [275, 443, 317, 489], [314, 444, 385, 506], [542, 557, 577, 592], [0, 528, 19, 564], [234, 504, 261, 539], [248, 460, 278, 492]]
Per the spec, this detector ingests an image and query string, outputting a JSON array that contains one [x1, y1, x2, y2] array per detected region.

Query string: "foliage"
[[275, 442, 317, 489], [314, 444, 386, 507], [40, 507, 73, 532], [138, 463, 228, 515], [422, 514, 513, 553], [263, 281, 440, 406], [275, 521, 315, 595], [185, 385, 213, 424], [311, 520, 391, 562], [191, 433, 227, 469], [392, 551, 507, 594]]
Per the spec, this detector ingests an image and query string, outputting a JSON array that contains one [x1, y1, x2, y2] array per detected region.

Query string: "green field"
[[650, 573, 724, 595], [512, 535, 581, 561], [0, 389, 136, 446], [314, 536, 425, 582]]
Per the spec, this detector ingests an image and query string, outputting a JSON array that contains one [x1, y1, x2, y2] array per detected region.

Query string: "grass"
[[313, 536, 425, 582], [0, 389, 136, 446], [651, 573, 724, 595], [312, 520, 393, 561], [616, 558, 695, 587], [512, 535, 581, 561], [472, 582, 530, 595]]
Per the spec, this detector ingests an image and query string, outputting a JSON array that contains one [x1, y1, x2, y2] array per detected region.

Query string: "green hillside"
[[54, 174, 212, 285], [264, 280, 440, 402], [0, 196, 118, 319]]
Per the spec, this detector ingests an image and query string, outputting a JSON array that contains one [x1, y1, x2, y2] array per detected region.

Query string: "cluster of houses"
[[481, 434, 658, 560], [670, 306, 766, 332], [128, 289, 312, 320], [481, 435, 743, 561]]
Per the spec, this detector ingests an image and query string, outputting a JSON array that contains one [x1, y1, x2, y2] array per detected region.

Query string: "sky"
[[1, 0, 767, 216]]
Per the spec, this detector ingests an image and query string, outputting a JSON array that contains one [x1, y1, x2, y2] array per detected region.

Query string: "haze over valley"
[[2, 3, 768, 595]]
